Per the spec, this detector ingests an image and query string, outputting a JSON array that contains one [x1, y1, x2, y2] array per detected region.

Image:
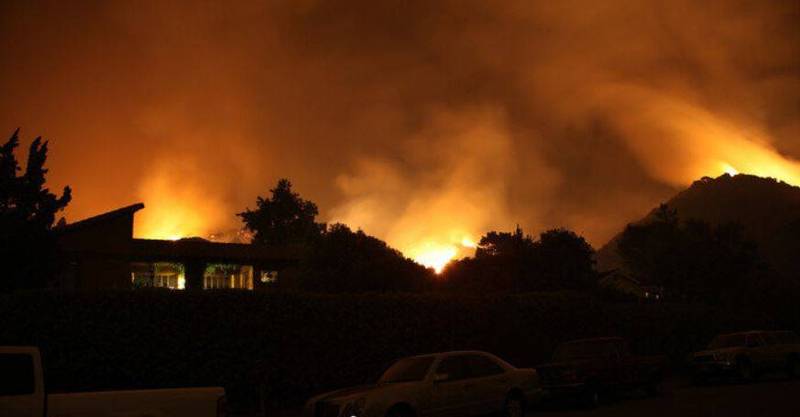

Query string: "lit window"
[[203, 264, 253, 290], [260, 271, 277, 284]]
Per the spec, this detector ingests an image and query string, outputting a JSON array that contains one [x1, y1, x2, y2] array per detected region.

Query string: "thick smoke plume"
[[1, 0, 798, 261]]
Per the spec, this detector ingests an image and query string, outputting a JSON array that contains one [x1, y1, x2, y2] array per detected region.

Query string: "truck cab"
[[1, 346, 226, 417], [0, 347, 45, 417]]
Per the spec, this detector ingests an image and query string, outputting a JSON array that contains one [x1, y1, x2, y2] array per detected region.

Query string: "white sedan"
[[305, 350, 543, 417]]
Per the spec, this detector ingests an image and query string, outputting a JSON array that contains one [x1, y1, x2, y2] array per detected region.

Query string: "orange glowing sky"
[[1, 1, 798, 270]]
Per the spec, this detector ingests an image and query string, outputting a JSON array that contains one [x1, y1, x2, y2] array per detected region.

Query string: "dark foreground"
[[268, 376, 800, 417], [535, 376, 799, 417]]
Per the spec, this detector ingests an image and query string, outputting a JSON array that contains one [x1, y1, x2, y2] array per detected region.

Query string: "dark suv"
[[537, 337, 665, 408], [691, 330, 800, 384]]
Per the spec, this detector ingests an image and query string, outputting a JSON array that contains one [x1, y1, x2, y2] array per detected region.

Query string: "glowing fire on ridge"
[[133, 165, 229, 242], [134, 203, 203, 241], [720, 162, 739, 176], [407, 236, 477, 273]]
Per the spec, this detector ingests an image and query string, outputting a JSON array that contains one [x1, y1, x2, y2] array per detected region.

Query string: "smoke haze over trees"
[[2, 0, 798, 255]]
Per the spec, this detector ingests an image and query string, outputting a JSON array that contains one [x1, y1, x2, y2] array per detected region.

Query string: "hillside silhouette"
[[598, 174, 800, 281]]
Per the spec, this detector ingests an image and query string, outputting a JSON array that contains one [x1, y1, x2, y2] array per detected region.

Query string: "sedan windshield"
[[553, 341, 617, 361], [708, 334, 746, 349], [379, 356, 435, 383]]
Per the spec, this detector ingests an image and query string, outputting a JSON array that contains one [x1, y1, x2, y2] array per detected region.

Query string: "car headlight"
[[342, 397, 366, 417]]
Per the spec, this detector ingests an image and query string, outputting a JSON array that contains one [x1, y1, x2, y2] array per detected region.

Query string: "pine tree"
[[1, 129, 71, 292]]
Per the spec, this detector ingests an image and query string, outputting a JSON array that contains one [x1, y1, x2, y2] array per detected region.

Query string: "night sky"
[[2, 0, 798, 266]]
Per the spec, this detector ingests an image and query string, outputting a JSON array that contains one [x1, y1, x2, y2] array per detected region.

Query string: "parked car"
[[537, 337, 665, 408], [690, 330, 800, 384], [304, 350, 542, 417], [0, 346, 227, 417]]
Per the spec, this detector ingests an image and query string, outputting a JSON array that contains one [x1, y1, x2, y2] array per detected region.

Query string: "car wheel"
[[385, 405, 415, 417], [691, 373, 708, 386], [582, 386, 600, 409], [737, 358, 754, 383], [645, 381, 661, 396], [504, 393, 525, 417]]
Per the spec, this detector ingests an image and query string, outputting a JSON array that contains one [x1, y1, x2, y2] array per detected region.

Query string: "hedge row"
[[0, 290, 796, 410]]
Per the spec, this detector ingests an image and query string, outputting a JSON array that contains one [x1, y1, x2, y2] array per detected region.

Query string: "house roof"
[[57, 203, 144, 234], [56, 203, 298, 266]]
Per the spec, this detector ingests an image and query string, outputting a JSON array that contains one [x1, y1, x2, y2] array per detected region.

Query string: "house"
[[55, 203, 296, 290], [598, 269, 664, 301]]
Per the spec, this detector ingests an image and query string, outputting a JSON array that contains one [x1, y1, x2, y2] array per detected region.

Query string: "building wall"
[[57, 212, 136, 289], [58, 215, 134, 254], [74, 257, 131, 290]]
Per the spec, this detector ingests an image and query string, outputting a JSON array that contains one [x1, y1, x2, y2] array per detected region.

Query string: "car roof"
[[562, 337, 626, 344], [718, 330, 796, 337], [716, 331, 767, 337], [406, 350, 495, 359]]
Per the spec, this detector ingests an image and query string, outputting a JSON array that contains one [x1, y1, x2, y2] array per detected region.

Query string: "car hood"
[[538, 359, 597, 370], [309, 381, 422, 405], [694, 347, 743, 358], [309, 384, 380, 404]]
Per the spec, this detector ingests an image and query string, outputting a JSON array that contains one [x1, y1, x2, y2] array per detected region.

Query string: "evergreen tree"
[[1, 129, 71, 292], [238, 179, 325, 246]]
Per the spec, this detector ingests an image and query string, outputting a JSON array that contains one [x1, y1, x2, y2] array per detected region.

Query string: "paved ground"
[[533, 375, 799, 417], [267, 375, 800, 417]]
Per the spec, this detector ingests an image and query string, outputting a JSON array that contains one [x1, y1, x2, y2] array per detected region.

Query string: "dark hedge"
[[0, 290, 796, 410]]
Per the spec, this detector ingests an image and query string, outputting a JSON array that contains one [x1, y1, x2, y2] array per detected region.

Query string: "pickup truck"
[[0, 346, 226, 417], [690, 330, 800, 384], [537, 337, 665, 408]]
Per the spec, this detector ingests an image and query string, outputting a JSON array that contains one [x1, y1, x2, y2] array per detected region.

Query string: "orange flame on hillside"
[[133, 162, 229, 241]]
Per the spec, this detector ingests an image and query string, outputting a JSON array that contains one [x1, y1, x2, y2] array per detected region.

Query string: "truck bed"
[[48, 387, 224, 417]]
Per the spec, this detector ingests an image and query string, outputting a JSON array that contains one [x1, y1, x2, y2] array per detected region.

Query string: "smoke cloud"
[[1, 0, 798, 259]]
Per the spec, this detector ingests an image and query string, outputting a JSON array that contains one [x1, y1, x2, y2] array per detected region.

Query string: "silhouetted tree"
[[238, 179, 325, 246], [1, 129, 71, 292], [289, 223, 433, 293], [617, 205, 764, 301], [534, 228, 596, 290], [239, 180, 433, 292], [442, 227, 596, 293], [475, 226, 534, 258]]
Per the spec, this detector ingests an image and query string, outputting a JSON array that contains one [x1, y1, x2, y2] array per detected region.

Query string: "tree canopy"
[[442, 226, 596, 293], [289, 223, 433, 293], [617, 204, 765, 301], [238, 179, 325, 246], [239, 179, 432, 292], [1, 129, 71, 292]]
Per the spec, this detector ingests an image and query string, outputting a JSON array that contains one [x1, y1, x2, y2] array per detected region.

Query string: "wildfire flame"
[[133, 162, 229, 241], [406, 236, 478, 273]]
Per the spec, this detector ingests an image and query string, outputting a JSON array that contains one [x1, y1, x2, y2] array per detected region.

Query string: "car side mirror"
[[433, 373, 449, 383]]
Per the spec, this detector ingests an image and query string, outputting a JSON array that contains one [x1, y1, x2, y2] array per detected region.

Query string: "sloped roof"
[[56, 202, 298, 266], [57, 203, 144, 234]]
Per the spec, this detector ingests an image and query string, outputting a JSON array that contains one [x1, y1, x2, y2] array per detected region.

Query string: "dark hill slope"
[[597, 174, 800, 279]]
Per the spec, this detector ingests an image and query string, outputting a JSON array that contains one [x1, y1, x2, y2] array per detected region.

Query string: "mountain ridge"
[[596, 174, 800, 279]]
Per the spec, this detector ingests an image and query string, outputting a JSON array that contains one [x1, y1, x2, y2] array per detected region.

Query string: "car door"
[[763, 332, 791, 371], [612, 340, 637, 386], [745, 333, 772, 373], [427, 355, 475, 417], [463, 354, 510, 414]]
